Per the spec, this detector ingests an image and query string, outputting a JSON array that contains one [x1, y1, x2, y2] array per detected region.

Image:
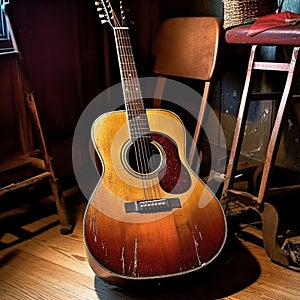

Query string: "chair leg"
[[48, 169, 73, 234], [188, 81, 211, 171], [153, 76, 166, 108], [25, 91, 72, 234]]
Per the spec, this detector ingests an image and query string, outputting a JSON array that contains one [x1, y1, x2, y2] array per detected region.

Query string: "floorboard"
[[1, 198, 300, 300]]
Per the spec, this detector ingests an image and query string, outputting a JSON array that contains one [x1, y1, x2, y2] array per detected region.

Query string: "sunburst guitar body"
[[84, 109, 227, 285]]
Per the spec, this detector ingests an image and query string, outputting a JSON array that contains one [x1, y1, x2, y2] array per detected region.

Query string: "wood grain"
[[86, 109, 226, 282], [1, 201, 300, 299]]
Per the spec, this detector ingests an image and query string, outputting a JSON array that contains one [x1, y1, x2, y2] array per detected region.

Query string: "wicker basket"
[[223, 0, 276, 29]]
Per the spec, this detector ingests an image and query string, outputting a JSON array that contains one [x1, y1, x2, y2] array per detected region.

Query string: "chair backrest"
[[151, 17, 221, 81], [151, 17, 221, 172]]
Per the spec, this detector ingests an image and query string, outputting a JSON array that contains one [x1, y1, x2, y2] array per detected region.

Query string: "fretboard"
[[114, 27, 151, 141]]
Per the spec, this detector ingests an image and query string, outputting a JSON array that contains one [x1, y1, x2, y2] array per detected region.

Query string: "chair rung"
[[269, 184, 300, 197], [250, 91, 281, 101], [249, 93, 300, 102], [0, 172, 51, 196], [291, 95, 300, 103], [253, 62, 290, 71]]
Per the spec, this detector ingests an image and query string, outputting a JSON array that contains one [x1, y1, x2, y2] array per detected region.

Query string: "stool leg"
[[25, 91, 73, 234], [221, 45, 258, 207], [257, 47, 300, 205]]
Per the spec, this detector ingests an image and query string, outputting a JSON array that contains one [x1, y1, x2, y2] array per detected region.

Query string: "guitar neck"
[[114, 27, 151, 141]]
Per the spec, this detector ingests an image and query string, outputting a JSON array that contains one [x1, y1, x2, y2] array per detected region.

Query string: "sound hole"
[[126, 140, 164, 175]]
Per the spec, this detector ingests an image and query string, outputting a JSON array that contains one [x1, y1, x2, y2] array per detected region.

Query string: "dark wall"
[[0, 0, 223, 150], [0, 58, 19, 155], [10, 0, 103, 140], [1, 0, 300, 172]]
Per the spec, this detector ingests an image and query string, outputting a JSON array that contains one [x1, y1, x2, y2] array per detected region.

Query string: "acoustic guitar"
[[84, 0, 227, 285]]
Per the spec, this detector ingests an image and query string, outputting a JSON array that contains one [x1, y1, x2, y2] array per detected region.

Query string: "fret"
[[120, 62, 136, 66], [125, 101, 144, 107], [114, 27, 151, 141], [127, 109, 146, 117], [127, 108, 146, 119], [129, 121, 149, 128], [122, 84, 140, 90]]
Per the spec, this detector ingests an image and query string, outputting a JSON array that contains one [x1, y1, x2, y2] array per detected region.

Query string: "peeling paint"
[[194, 224, 203, 241], [192, 225, 202, 266], [121, 246, 125, 275], [288, 119, 294, 131], [101, 240, 106, 252], [260, 108, 270, 122], [132, 238, 138, 277], [89, 215, 97, 243], [248, 143, 262, 157], [192, 235, 202, 266], [233, 90, 237, 99]]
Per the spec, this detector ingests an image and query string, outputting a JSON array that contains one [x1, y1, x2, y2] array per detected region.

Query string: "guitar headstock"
[[95, 0, 129, 28]]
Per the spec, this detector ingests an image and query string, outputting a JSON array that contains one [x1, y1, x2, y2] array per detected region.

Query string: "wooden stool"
[[221, 24, 300, 268]]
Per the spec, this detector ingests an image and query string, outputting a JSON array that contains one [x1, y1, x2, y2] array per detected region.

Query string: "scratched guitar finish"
[[83, 0, 227, 285]]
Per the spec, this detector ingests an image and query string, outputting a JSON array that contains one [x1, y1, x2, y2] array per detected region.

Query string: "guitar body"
[[84, 108, 227, 285]]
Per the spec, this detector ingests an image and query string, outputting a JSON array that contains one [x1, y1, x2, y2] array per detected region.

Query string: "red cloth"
[[247, 11, 300, 36]]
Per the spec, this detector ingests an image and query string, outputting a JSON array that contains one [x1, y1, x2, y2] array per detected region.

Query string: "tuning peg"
[[97, 7, 103, 11], [95, 1, 100, 6], [101, 20, 108, 24], [98, 14, 106, 18]]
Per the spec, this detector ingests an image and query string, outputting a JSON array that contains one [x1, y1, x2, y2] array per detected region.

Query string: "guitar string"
[[119, 27, 156, 200], [111, 16, 148, 185], [116, 26, 160, 201], [112, 4, 162, 202], [118, 27, 155, 192], [115, 27, 148, 195]]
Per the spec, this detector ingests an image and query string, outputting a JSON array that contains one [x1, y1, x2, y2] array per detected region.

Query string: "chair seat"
[[225, 24, 300, 46]]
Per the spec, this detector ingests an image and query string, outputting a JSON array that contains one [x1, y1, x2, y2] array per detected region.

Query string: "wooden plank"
[[253, 62, 290, 72], [0, 251, 95, 300], [1, 202, 300, 299], [0, 172, 51, 196]]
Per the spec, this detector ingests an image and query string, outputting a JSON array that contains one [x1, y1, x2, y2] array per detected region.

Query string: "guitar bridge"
[[124, 198, 181, 214]]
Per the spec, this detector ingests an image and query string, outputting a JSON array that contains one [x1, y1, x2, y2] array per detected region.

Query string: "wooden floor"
[[1, 191, 300, 300]]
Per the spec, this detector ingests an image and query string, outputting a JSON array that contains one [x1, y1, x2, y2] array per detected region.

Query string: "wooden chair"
[[151, 17, 221, 172]]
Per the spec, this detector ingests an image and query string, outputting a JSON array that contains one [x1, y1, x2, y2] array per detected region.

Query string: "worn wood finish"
[[0, 4, 72, 235], [1, 202, 300, 299], [152, 17, 220, 81], [225, 24, 300, 46], [85, 109, 227, 284], [85, 6, 226, 284]]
